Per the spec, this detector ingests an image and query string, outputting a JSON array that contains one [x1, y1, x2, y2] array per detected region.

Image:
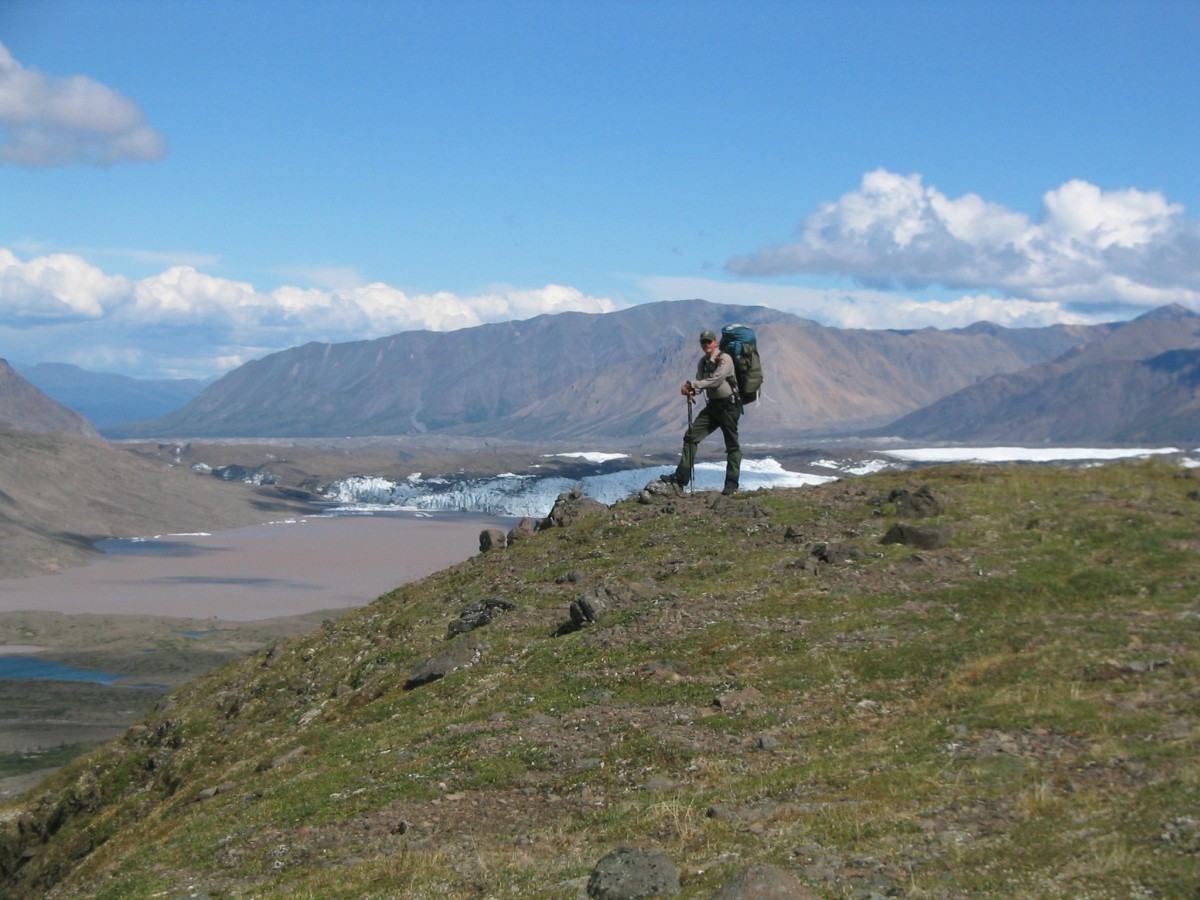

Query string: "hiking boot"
[[659, 473, 684, 486], [721, 485, 738, 496]]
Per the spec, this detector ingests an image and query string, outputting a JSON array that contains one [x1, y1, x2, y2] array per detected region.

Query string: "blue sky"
[[1, 0, 1198, 379]]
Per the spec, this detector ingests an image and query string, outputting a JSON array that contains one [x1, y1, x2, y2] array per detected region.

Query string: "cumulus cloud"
[[0, 248, 616, 378], [0, 248, 131, 322], [727, 169, 1200, 314], [0, 41, 166, 167], [640, 275, 1093, 331]]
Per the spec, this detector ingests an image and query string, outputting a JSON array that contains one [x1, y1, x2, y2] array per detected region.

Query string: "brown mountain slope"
[[110, 299, 1105, 442], [0, 359, 100, 438], [880, 305, 1200, 443], [0, 428, 313, 579]]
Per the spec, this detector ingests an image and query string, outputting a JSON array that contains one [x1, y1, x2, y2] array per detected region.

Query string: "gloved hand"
[[680, 382, 696, 397]]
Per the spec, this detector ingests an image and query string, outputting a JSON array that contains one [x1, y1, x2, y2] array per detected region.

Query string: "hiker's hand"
[[680, 382, 695, 397]]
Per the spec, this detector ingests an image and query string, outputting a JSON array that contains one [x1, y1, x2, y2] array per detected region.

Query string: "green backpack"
[[719, 324, 763, 404]]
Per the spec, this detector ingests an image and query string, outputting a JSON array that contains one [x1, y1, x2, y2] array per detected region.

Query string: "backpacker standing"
[[662, 329, 742, 495]]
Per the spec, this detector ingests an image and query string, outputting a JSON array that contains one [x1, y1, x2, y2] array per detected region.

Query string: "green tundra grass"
[[2, 460, 1197, 898]]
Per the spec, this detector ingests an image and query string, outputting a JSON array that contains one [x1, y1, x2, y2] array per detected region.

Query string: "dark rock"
[[568, 583, 624, 627], [446, 597, 517, 638], [507, 517, 536, 543], [714, 686, 764, 711], [881, 522, 954, 549], [406, 641, 484, 689], [889, 484, 943, 518], [639, 478, 684, 503], [711, 863, 817, 899], [570, 598, 601, 626], [587, 846, 680, 898], [479, 529, 507, 552], [811, 542, 865, 564], [539, 487, 608, 529]]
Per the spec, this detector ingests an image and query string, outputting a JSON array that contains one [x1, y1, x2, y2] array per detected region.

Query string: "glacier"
[[320, 446, 1197, 520], [323, 457, 840, 519]]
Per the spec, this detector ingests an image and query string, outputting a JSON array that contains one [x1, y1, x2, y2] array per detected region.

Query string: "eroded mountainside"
[[3, 460, 1197, 897], [108, 299, 1106, 442]]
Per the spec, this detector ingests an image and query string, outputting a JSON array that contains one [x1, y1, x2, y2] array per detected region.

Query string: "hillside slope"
[[0, 360, 100, 438], [2, 461, 1197, 897]]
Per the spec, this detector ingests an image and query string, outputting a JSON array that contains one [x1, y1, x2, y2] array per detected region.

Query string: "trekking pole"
[[686, 393, 695, 493]]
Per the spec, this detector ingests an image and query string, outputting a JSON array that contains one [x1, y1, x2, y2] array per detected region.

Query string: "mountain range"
[[873, 304, 1200, 444], [13, 362, 207, 430], [100, 298, 1120, 443], [6, 299, 1200, 445]]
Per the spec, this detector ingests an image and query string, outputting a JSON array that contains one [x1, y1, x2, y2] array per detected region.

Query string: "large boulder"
[[587, 847, 679, 899], [405, 640, 484, 689], [889, 484, 944, 518], [881, 522, 954, 549]]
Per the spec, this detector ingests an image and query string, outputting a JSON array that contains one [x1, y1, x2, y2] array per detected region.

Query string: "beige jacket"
[[688, 351, 736, 401]]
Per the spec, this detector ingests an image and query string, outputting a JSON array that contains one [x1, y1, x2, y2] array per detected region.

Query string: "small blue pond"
[[0, 656, 124, 685]]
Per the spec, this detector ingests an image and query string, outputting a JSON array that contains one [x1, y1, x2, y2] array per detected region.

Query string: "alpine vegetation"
[[2, 460, 1198, 897]]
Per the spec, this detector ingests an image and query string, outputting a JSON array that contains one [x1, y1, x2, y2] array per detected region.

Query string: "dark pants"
[[673, 396, 742, 490]]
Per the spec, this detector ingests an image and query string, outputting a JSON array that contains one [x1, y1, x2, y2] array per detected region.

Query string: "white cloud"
[[639, 275, 1091, 330], [0, 40, 166, 167], [0, 248, 617, 378], [0, 248, 131, 321], [727, 169, 1200, 314]]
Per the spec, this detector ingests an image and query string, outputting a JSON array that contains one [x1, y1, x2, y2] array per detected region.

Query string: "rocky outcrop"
[[538, 487, 607, 529]]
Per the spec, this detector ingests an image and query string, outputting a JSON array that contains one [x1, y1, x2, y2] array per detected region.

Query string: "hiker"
[[662, 329, 742, 495]]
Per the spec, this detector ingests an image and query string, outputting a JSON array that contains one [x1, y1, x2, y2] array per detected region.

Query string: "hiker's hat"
[[699, 330, 717, 343]]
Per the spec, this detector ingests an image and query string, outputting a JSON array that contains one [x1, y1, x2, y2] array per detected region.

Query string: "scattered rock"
[[194, 782, 236, 802], [811, 541, 866, 565], [881, 522, 954, 549], [507, 517, 536, 544], [539, 487, 608, 529], [587, 846, 680, 899], [267, 746, 306, 769], [406, 641, 484, 689], [642, 775, 682, 792], [889, 484, 943, 518], [446, 597, 517, 639], [714, 686, 764, 711], [567, 583, 628, 628], [570, 596, 603, 627], [639, 478, 683, 503], [711, 863, 817, 899], [479, 529, 507, 552], [1091, 657, 1173, 680]]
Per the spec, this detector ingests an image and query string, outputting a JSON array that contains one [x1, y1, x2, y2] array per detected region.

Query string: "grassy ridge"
[[2, 461, 1198, 897]]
